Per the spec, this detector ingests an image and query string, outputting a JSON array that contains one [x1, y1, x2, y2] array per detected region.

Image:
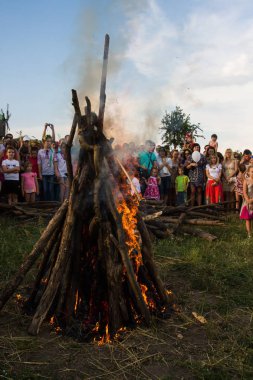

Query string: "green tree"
[[160, 106, 204, 149]]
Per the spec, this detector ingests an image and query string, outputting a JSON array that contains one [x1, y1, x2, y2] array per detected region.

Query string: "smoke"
[[70, 0, 168, 146]]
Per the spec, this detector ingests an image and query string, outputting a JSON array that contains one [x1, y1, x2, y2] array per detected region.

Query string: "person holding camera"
[[38, 132, 55, 201], [42, 123, 55, 143]]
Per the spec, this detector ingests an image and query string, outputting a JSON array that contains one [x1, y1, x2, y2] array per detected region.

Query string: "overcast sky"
[[1, 0, 253, 152]]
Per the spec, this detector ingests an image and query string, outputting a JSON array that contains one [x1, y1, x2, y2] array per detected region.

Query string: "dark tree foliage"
[[160, 106, 204, 149], [0, 104, 11, 137]]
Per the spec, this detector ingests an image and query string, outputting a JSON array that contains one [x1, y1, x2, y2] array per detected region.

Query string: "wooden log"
[[180, 226, 217, 241], [0, 200, 68, 312], [71, 89, 82, 119], [187, 211, 225, 220], [66, 113, 78, 184], [27, 180, 78, 335], [17, 201, 60, 209], [142, 211, 163, 221], [140, 200, 165, 206], [109, 233, 150, 325], [137, 215, 171, 305], [171, 212, 187, 234], [145, 219, 217, 241], [103, 221, 124, 334], [98, 34, 110, 131], [189, 200, 234, 212], [157, 217, 224, 226], [105, 184, 151, 325], [25, 226, 63, 310]]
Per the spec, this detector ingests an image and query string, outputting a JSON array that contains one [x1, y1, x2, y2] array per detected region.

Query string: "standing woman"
[[222, 149, 238, 210], [240, 165, 253, 238], [205, 155, 223, 204], [186, 143, 206, 206]]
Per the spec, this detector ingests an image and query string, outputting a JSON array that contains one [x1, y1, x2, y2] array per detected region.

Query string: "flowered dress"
[[144, 176, 160, 200], [186, 154, 207, 188], [222, 159, 237, 192], [234, 174, 244, 196], [240, 180, 253, 220]]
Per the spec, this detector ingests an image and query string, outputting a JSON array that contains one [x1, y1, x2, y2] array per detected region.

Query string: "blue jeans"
[[176, 191, 187, 206], [42, 175, 54, 201]]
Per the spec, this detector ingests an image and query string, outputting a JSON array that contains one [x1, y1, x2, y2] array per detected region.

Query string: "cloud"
[[13, 0, 252, 153], [106, 0, 253, 152]]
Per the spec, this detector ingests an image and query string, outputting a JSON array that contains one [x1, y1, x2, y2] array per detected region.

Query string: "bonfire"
[[0, 35, 172, 342]]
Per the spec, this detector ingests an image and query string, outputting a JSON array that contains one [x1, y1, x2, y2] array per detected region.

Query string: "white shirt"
[[157, 156, 172, 176], [54, 152, 67, 177], [2, 159, 20, 180], [206, 163, 222, 180], [37, 148, 54, 176]]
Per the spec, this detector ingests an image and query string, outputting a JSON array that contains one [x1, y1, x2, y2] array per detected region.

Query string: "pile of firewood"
[[0, 200, 227, 242], [140, 200, 228, 241], [0, 201, 60, 220], [0, 87, 172, 342]]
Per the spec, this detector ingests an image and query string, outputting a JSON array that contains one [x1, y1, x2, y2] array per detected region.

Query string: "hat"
[[23, 135, 30, 141]]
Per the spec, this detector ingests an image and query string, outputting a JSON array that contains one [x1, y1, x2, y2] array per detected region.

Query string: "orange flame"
[[117, 196, 143, 271], [74, 290, 79, 314], [96, 324, 112, 346], [140, 284, 148, 305], [49, 316, 55, 325], [15, 294, 22, 301], [92, 322, 100, 332]]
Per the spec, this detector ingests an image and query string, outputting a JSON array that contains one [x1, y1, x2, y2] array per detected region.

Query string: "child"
[[29, 147, 39, 176], [240, 165, 253, 238], [205, 155, 223, 204], [183, 132, 195, 150], [175, 166, 189, 205], [234, 163, 246, 211], [144, 167, 160, 200], [128, 170, 141, 197], [209, 134, 218, 152], [21, 162, 39, 203], [2, 147, 20, 205]]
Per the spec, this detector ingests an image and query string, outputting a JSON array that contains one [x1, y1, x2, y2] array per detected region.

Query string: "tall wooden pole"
[[98, 34, 110, 131]]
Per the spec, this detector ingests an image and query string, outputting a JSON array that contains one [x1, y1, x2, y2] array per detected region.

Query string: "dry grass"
[[0, 215, 253, 379]]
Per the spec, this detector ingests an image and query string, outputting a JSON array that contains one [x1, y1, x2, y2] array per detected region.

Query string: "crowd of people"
[[0, 126, 253, 237], [0, 124, 70, 204], [115, 134, 253, 238]]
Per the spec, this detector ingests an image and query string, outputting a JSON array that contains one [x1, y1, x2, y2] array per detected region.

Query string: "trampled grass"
[[0, 214, 253, 379]]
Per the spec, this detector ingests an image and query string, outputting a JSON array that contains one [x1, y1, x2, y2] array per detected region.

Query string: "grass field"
[[0, 215, 253, 379]]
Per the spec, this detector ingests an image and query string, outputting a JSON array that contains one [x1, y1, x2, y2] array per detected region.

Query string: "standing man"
[[138, 140, 157, 194], [38, 135, 55, 201], [240, 149, 252, 168]]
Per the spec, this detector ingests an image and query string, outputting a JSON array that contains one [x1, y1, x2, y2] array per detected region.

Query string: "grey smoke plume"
[[70, 0, 157, 145]]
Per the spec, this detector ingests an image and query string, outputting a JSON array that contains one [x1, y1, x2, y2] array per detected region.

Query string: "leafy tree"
[[160, 106, 204, 149]]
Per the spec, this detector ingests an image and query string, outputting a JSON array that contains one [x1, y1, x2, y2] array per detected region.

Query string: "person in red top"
[[29, 147, 39, 176]]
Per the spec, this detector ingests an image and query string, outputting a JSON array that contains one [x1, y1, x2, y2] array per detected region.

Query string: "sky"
[[1, 0, 253, 152]]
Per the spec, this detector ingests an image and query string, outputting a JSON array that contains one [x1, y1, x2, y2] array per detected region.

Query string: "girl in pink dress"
[[144, 167, 160, 200], [21, 162, 39, 203], [240, 165, 253, 238], [234, 163, 246, 211]]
